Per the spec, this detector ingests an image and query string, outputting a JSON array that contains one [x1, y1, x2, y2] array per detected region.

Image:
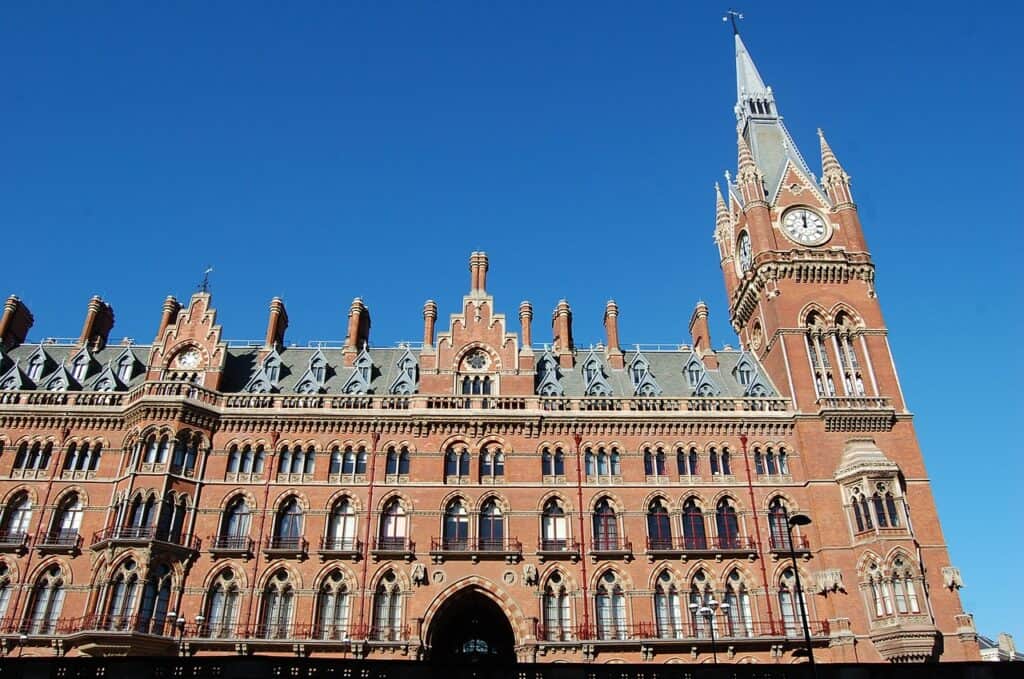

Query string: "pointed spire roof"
[[818, 128, 844, 175], [735, 33, 770, 104], [715, 183, 729, 223], [737, 133, 758, 173]]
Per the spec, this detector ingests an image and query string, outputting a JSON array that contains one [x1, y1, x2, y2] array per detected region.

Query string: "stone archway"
[[426, 587, 516, 666]]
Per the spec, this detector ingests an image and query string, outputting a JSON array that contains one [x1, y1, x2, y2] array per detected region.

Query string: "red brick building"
[[0, 30, 978, 664]]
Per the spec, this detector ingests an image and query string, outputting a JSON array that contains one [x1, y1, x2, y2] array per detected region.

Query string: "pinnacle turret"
[[818, 128, 854, 206]]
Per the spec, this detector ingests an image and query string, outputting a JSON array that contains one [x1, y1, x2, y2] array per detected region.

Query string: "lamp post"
[[786, 513, 817, 678], [195, 614, 205, 638], [688, 599, 729, 663]]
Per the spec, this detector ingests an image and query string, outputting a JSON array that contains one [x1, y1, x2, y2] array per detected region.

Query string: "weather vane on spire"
[[198, 266, 214, 293], [723, 9, 744, 35]]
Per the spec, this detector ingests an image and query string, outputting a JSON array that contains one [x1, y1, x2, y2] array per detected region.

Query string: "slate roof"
[[0, 343, 146, 391]]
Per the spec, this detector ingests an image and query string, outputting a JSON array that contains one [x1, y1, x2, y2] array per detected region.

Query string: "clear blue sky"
[[2, 1, 1020, 642]]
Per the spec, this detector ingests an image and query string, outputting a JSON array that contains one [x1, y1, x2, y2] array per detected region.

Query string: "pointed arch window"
[[1, 492, 33, 541], [138, 563, 172, 635], [768, 497, 791, 551], [709, 447, 731, 475], [643, 446, 668, 478], [14, 441, 52, 472], [49, 493, 83, 545], [372, 570, 403, 640], [385, 445, 411, 477], [478, 498, 504, 550], [220, 496, 252, 549], [541, 499, 569, 551], [0, 562, 11, 621], [205, 569, 240, 638], [646, 498, 673, 550], [378, 499, 408, 550], [442, 498, 469, 550], [595, 571, 627, 640], [676, 446, 699, 477], [778, 567, 807, 638], [724, 569, 754, 637], [260, 569, 294, 639], [689, 571, 716, 638], [891, 558, 920, 614], [317, 570, 351, 640], [681, 498, 707, 550], [103, 558, 141, 630], [592, 498, 619, 551], [273, 497, 304, 550], [444, 446, 471, 482], [715, 498, 741, 550], [543, 571, 572, 641], [26, 565, 65, 634], [479, 446, 504, 481], [326, 497, 358, 551], [654, 570, 684, 639]]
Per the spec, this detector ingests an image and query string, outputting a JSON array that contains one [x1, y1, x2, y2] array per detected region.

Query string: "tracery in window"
[[372, 570, 403, 640], [647, 498, 672, 550], [326, 497, 358, 551], [682, 498, 707, 550], [541, 498, 569, 551], [724, 569, 754, 637], [205, 568, 241, 637], [689, 570, 716, 638], [543, 571, 572, 641], [654, 570, 684, 639], [594, 570, 627, 640], [444, 445, 471, 483], [261, 569, 295, 639], [778, 567, 808, 638], [26, 564, 65, 634], [317, 569, 351, 640], [102, 558, 140, 630]]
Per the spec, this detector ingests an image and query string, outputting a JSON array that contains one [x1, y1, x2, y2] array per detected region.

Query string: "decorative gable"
[[628, 351, 662, 397], [581, 350, 612, 397], [43, 365, 78, 392], [535, 350, 564, 397], [113, 347, 140, 383], [684, 353, 720, 396], [294, 348, 329, 394], [389, 348, 418, 395], [342, 348, 374, 394], [245, 348, 283, 394], [91, 363, 124, 392], [0, 365, 27, 391], [68, 346, 96, 383], [23, 346, 53, 383]]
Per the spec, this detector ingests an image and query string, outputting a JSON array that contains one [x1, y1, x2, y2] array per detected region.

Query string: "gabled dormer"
[[535, 350, 564, 397], [68, 346, 96, 383], [581, 350, 612, 397], [628, 351, 662, 397], [294, 348, 329, 394], [684, 353, 720, 396], [23, 346, 53, 384], [245, 347, 282, 394], [733, 351, 772, 397], [0, 364, 27, 391], [42, 364, 78, 392], [389, 348, 418, 395], [342, 347, 374, 394], [91, 362, 124, 392], [113, 347, 140, 383]]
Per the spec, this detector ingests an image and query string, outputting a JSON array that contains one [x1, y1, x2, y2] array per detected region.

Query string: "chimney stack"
[[519, 301, 533, 350], [689, 301, 718, 368], [469, 251, 489, 295], [344, 298, 371, 365], [423, 300, 438, 347], [264, 297, 288, 349], [552, 299, 575, 368], [155, 296, 182, 342], [603, 300, 624, 369], [0, 295, 34, 350], [78, 296, 115, 350]]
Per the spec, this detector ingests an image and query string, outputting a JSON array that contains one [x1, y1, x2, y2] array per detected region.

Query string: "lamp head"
[[788, 513, 812, 528]]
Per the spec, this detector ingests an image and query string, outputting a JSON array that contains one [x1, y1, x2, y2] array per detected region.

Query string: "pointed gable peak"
[[735, 32, 771, 106]]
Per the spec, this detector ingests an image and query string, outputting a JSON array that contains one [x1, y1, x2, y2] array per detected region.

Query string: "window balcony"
[[208, 535, 254, 558], [318, 536, 362, 561], [769, 534, 811, 557], [536, 538, 581, 562], [644, 536, 759, 560], [429, 537, 523, 564], [371, 537, 415, 562], [536, 619, 831, 644], [36, 530, 82, 554], [588, 537, 633, 562], [0, 531, 29, 554], [60, 614, 175, 636], [263, 536, 308, 559], [90, 527, 201, 555]]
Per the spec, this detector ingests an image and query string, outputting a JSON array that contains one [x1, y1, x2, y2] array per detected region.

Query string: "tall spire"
[[735, 32, 772, 116]]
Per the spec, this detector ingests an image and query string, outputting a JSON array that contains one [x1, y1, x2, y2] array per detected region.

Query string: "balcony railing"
[[264, 536, 308, 557], [589, 537, 633, 556], [429, 537, 523, 561], [91, 527, 201, 552], [59, 614, 176, 636], [536, 538, 581, 561], [36, 530, 83, 552], [319, 536, 362, 557], [537, 619, 830, 642], [645, 535, 759, 555], [769, 534, 811, 554], [371, 537, 415, 559], [0, 530, 29, 551], [191, 621, 407, 642], [208, 535, 254, 555]]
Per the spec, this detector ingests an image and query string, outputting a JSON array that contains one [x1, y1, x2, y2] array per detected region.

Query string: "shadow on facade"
[[425, 588, 516, 666]]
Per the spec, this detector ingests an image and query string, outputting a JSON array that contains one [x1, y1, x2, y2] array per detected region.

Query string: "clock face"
[[176, 348, 201, 369], [781, 208, 830, 245], [736, 231, 752, 273]]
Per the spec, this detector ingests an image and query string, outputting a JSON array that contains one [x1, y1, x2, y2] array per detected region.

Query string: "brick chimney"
[[519, 301, 533, 350], [264, 297, 288, 349], [422, 300, 438, 348], [0, 295, 33, 350], [343, 297, 371, 365], [469, 251, 490, 296], [155, 296, 181, 342], [689, 301, 718, 368], [603, 300, 624, 369], [552, 299, 574, 368], [78, 296, 115, 350]]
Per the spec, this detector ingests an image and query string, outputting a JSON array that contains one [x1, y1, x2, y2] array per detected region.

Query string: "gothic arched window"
[[654, 570, 684, 639], [378, 499, 408, 550], [2, 492, 33, 540], [138, 563, 172, 634], [49, 493, 83, 545], [541, 499, 568, 551], [26, 564, 65, 634], [724, 569, 754, 637], [220, 496, 251, 549], [715, 498, 740, 549], [317, 569, 351, 640], [103, 558, 141, 630], [273, 497, 303, 549], [689, 570, 715, 638], [205, 569, 240, 638], [681, 498, 707, 550], [372, 570, 403, 640], [478, 498, 504, 550], [646, 498, 673, 550], [326, 497, 358, 551], [778, 567, 808, 638], [260, 569, 294, 639], [543, 571, 572, 641], [442, 498, 469, 550], [768, 497, 790, 551], [594, 570, 627, 640], [592, 498, 618, 551]]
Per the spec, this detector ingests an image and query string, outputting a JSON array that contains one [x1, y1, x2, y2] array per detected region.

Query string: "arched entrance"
[[427, 588, 516, 666]]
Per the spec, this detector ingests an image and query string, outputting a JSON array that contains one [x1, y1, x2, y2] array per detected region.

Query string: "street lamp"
[[688, 599, 729, 663], [195, 614, 206, 638], [785, 513, 817, 678]]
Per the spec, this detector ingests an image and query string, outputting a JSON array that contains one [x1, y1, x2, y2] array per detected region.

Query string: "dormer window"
[[630, 363, 645, 383], [584, 362, 599, 384], [311, 359, 326, 384], [71, 355, 89, 381], [737, 365, 752, 386], [687, 364, 701, 386], [27, 355, 44, 381], [117, 355, 134, 381]]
